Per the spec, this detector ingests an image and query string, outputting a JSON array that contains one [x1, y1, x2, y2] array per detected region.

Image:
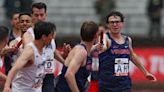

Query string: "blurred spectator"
[[0, 26, 10, 92], [4, 12, 20, 75], [147, 0, 163, 39], [94, 0, 115, 23], [9, 12, 20, 42], [3, 0, 33, 20]]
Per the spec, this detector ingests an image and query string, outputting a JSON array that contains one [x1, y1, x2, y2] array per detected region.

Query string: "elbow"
[[65, 71, 73, 80]]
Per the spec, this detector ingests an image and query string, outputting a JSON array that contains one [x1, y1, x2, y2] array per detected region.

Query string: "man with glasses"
[[98, 11, 157, 92]]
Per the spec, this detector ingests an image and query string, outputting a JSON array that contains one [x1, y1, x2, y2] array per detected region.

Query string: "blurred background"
[[0, 0, 164, 91], [0, 0, 164, 46]]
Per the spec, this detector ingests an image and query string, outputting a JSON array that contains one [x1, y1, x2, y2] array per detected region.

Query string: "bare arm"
[[65, 48, 87, 92], [54, 50, 65, 64], [54, 43, 71, 64], [3, 46, 33, 92], [128, 37, 156, 82]]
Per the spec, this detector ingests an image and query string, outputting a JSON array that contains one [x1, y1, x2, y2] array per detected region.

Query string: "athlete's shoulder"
[[27, 27, 33, 32]]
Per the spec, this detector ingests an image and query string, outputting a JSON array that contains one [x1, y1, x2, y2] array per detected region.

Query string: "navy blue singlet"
[[55, 44, 91, 92], [99, 33, 132, 92], [9, 30, 16, 42]]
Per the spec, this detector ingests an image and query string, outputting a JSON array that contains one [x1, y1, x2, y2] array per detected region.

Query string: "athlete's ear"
[[41, 34, 47, 41], [53, 32, 56, 38], [45, 13, 47, 18]]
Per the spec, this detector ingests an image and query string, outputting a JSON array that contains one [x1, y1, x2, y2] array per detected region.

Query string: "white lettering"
[[150, 55, 164, 74], [149, 56, 159, 74], [159, 57, 164, 74]]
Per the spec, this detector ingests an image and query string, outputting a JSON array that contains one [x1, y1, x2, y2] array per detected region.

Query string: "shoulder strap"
[[106, 32, 111, 39], [122, 34, 129, 45], [80, 44, 87, 50]]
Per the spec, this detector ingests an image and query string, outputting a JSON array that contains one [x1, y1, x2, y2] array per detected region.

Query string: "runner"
[[55, 21, 99, 92], [3, 21, 56, 92], [98, 11, 157, 92]]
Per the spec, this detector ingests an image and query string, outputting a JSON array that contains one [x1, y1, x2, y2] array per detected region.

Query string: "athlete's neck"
[[12, 27, 21, 38], [80, 41, 93, 53], [110, 33, 125, 44], [110, 32, 122, 38]]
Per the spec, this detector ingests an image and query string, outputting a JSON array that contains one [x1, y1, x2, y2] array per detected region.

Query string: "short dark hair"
[[31, 2, 47, 13], [80, 21, 98, 42], [19, 12, 31, 19], [0, 26, 9, 42], [11, 12, 20, 19], [106, 11, 124, 23], [34, 21, 56, 40]]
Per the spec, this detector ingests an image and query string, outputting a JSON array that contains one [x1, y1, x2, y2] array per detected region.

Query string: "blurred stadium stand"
[[0, 0, 5, 24], [0, 0, 164, 91], [0, 0, 164, 46], [116, 0, 164, 47], [34, 0, 98, 36]]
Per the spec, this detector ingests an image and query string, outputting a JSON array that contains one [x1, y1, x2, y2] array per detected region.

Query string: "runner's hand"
[[145, 72, 157, 82], [62, 43, 71, 58]]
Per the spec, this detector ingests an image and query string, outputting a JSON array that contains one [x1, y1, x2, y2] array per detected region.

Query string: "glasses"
[[108, 21, 122, 24]]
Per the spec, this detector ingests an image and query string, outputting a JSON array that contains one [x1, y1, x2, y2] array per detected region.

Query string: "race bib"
[[44, 58, 55, 74], [114, 58, 129, 76]]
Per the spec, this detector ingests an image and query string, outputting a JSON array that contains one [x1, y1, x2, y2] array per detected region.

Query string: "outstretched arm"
[[128, 37, 156, 82], [54, 43, 71, 64], [91, 33, 110, 53]]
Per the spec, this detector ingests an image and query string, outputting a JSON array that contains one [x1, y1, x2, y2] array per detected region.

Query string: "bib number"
[[44, 59, 55, 74], [114, 58, 129, 76]]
